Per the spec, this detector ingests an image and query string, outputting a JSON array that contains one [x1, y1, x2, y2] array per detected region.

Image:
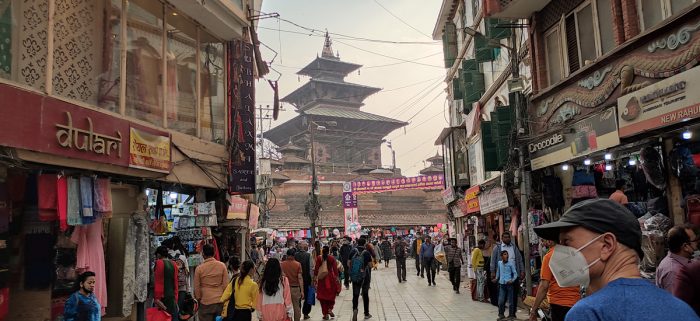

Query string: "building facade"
[[0, 0, 262, 320]]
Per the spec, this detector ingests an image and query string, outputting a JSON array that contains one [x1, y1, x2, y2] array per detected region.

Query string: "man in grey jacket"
[[489, 232, 525, 302]]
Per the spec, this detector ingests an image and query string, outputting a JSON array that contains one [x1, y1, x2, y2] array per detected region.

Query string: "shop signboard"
[[350, 174, 444, 195], [228, 40, 256, 195], [451, 198, 470, 218], [478, 185, 509, 214], [465, 185, 481, 214], [441, 187, 457, 205], [248, 203, 260, 229], [529, 108, 620, 170], [618, 66, 700, 138], [227, 196, 248, 220], [468, 136, 484, 185], [129, 127, 171, 173]]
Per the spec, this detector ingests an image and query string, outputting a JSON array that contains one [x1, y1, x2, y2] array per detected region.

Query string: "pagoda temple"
[[264, 34, 447, 232], [264, 33, 407, 173]]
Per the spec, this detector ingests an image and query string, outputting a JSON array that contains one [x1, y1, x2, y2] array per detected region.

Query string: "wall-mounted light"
[[683, 128, 693, 140], [629, 159, 637, 166], [583, 159, 591, 166], [604, 153, 612, 160], [562, 164, 569, 171], [169, 192, 178, 199], [605, 164, 613, 171]]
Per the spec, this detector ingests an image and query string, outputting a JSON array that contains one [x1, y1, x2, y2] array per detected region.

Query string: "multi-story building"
[[0, 0, 261, 320], [433, 0, 532, 251]]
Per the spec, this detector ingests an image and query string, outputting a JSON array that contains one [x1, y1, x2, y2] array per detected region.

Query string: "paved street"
[[297, 260, 523, 321]]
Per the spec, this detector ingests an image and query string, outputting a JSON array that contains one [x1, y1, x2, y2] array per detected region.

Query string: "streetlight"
[[464, 24, 533, 295]]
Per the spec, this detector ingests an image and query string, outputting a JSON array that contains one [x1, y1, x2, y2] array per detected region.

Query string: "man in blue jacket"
[[490, 231, 524, 303], [420, 236, 437, 286]]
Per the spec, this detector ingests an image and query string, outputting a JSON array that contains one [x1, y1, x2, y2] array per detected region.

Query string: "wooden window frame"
[[637, 0, 697, 31], [543, 24, 565, 86]]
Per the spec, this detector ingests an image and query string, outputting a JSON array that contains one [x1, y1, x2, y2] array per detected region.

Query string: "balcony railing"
[[483, 0, 551, 18]]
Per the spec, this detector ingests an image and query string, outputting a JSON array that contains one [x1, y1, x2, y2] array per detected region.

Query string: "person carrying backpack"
[[394, 236, 408, 283], [339, 237, 353, 290], [348, 238, 373, 321]]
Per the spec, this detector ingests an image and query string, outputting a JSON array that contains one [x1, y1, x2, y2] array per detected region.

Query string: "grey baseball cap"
[[534, 198, 644, 258]]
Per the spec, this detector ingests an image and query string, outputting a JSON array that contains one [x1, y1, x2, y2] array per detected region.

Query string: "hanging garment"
[[24, 233, 54, 289], [0, 183, 10, 234], [24, 173, 38, 205], [79, 177, 95, 221], [122, 213, 149, 317], [67, 178, 82, 226], [37, 174, 58, 221], [640, 147, 666, 190], [71, 218, 107, 315], [93, 178, 112, 217], [6, 170, 26, 203], [541, 176, 565, 210], [57, 176, 68, 232]]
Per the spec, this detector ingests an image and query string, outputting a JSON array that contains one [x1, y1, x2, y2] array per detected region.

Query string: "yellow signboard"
[[129, 127, 171, 173]]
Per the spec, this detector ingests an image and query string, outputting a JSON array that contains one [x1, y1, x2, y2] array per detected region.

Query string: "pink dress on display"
[[71, 218, 107, 315]]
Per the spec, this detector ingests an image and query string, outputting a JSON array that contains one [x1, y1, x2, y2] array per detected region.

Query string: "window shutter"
[[474, 35, 496, 63], [485, 18, 512, 40], [443, 22, 458, 68], [565, 14, 580, 73], [481, 121, 500, 172], [452, 77, 464, 100]]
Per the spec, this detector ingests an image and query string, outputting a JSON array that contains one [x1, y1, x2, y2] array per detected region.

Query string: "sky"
[[256, 0, 447, 176]]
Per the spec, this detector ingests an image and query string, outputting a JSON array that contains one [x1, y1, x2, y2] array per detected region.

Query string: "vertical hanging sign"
[[228, 39, 256, 194], [342, 182, 361, 239]]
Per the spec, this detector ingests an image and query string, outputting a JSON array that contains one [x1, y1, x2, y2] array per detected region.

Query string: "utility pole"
[[510, 29, 531, 295], [306, 114, 320, 239]]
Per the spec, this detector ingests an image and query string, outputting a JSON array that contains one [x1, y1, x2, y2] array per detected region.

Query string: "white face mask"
[[548, 234, 604, 288]]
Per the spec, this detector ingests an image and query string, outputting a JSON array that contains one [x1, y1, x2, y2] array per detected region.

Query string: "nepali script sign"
[[350, 174, 444, 195], [129, 127, 171, 173]]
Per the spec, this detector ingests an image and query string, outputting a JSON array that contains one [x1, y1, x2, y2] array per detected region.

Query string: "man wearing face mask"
[[656, 224, 698, 292], [533, 198, 699, 321]]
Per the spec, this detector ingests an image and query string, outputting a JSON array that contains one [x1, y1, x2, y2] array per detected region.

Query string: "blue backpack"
[[349, 249, 367, 283]]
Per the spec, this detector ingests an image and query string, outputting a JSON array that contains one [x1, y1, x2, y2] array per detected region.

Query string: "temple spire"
[[322, 31, 336, 59]]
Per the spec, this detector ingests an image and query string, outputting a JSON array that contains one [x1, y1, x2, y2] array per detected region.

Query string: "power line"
[[404, 91, 445, 122], [258, 26, 439, 45], [334, 40, 443, 68], [372, 0, 433, 39]]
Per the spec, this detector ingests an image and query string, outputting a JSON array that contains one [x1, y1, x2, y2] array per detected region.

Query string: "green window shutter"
[[485, 18, 512, 40], [452, 77, 463, 100], [463, 71, 485, 104], [443, 22, 458, 68], [474, 35, 496, 63], [481, 121, 500, 172], [462, 59, 478, 72]]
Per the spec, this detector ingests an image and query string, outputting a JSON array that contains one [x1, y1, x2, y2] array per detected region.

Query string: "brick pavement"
[[293, 260, 525, 321]]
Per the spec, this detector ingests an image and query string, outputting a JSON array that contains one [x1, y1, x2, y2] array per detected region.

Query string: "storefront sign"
[[248, 203, 260, 229], [618, 66, 700, 137], [529, 108, 620, 170], [129, 127, 171, 173], [228, 40, 256, 195], [451, 198, 470, 218], [465, 185, 480, 214], [227, 196, 248, 220], [350, 174, 444, 195], [468, 137, 484, 185], [441, 187, 457, 205], [478, 185, 509, 214], [0, 87, 171, 171]]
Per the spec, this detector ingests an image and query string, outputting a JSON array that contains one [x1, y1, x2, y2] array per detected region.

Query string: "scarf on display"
[[37, 174, 58, 221], [79, 177, 95, 223], [93, 178, 112, 217], [67, 178, 82, 226]]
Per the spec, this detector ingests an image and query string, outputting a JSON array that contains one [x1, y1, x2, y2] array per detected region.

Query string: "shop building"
[[432, 0, 532, 273], [487, 0, 700, 280], [0, 0, 263, 320]]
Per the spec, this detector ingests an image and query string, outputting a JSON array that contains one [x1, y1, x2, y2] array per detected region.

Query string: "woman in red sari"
[[314, 245, 340, 320]]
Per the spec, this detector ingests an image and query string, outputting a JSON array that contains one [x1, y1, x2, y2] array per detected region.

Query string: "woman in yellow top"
[[221, 260, 259, 321]]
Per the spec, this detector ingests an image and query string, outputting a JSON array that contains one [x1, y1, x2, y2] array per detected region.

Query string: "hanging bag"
[[222, 277, 238, 321], [317, 259, 329, 280]]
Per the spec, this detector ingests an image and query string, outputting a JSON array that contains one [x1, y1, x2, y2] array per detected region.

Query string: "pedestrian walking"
[[339, 237, 353, 289], [220, 260, 258, 321], [281, 249, 304, 321], [349, 238, 373, 321], [294, 241, 314, 320], [528, 239, 581, 321], [471, 239, 487, 302], [420, 236, 437, 286], [394, 236, 408, 283], [380, 237, 393, 268], [163, 237, 192, 315], [227, 256, 241, 281], [154, 245, 179, 321], [494, 250, 517, 321], [411, 234, 424, 277], [256, 258, 294, 321], [656, 224, 697, 291], [534, 198, 699, 321], [63, 271, 101, 321], [489, 232, 524, 303], [445, 238, 463, 293], [315, 246, 340, 320], [194, 244, 228, 321]]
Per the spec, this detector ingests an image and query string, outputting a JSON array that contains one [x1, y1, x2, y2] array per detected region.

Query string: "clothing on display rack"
[[57, 176, 68, 232], [541, 175, 564, 210], [38, 174, 58, 221], [93, 178, 113, 217], [67, 178, 82, 226], [71, 218, 107, 315], [79, 176, 95, 221], [122, 213, 150, 317]]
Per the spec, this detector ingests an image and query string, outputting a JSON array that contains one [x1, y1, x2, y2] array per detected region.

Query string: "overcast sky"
[[256, 0, 446, 176]]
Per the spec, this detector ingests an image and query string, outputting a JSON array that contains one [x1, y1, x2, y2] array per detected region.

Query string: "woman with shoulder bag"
[[314, 246, 340, 320], [256, 258, 294, 321], [220, 261, 258, 321]]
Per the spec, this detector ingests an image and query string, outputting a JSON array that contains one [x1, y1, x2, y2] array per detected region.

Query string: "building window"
[[596, 0, 615, 54], [544, 26, 563, 86], [166, 8, 197, 136], [200, 39, 225, 144], [638, 0, 696, 30], [575, 3, 597, 65], [126, 0, 164, 126], [0, 0, 49, 91]]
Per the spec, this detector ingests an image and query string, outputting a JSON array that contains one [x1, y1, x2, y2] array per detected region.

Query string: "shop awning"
[[434, 126, 462, 145]]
